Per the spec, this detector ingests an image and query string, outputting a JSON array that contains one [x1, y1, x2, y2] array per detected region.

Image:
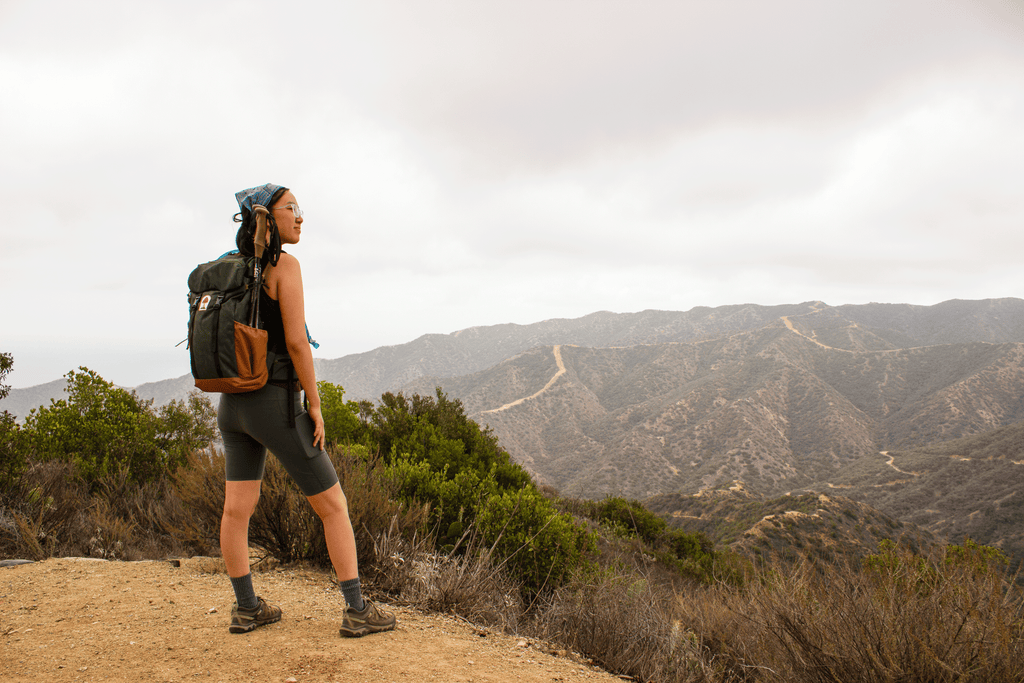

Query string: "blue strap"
[[214, 249, 318, 349]]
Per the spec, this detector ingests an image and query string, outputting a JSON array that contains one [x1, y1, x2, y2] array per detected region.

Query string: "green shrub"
[[355, 388, 594, 595], [476, 487, 595, 596], [386, 453, 499, 548], [0, 409, 30, 491], [595, 496, 668, 543], [565, 494, 735, 585], [318, 380, 362, 446], [359, 388, 531, 492], [155, 393, 219, 468], [0, 352, 25, 489], [23, 368, 215, 488]]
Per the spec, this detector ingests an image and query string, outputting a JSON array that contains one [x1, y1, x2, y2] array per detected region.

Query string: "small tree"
[[0, 352, 29, 490], [156, 392, 218, 470], [24, 367, 215, 487], [317, 381, 362, 446], [365, 388, 531, 491], [476, 487, 595, 596], [0, 352, 12, 401], [361, 388, 591, 593]]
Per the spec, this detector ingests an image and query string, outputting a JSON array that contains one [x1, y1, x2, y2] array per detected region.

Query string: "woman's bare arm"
[[271, 252, 325, 449]]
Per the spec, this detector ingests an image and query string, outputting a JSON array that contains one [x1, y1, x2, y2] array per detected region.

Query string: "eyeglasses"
[[274, 202, 304, 219]]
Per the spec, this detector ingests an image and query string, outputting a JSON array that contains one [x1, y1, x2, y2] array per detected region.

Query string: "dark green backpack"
[[187, 251, 268, 393]]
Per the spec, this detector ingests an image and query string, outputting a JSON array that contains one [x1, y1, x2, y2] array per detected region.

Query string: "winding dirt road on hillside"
[[481, 346, 566, 415], [779, 313, 966, 355], [1, 557, 620, 683], [880, 451, 920, 477], [779, 315, 848, 351]]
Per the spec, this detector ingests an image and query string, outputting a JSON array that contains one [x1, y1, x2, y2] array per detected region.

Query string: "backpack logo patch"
[[199, 294, 212, 312]]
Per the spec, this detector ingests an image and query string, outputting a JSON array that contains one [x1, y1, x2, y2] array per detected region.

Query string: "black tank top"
[[260, 290, 295, 381]]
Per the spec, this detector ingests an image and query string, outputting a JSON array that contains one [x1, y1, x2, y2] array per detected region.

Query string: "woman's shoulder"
[[265, 252, 301, 292], [274, 251, 301, 272]]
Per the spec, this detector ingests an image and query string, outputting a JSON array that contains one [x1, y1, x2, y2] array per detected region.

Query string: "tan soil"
[[1, 557, 622, 683]]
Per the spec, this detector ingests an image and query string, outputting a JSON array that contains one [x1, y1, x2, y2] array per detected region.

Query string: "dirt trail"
[[1, 557, 619, 683], [880, 451, 920, 477], [779, 314, 941, 354], [821, 452, 921, 491], [481, 346, 566, 415], [780, 316, 844, 351]]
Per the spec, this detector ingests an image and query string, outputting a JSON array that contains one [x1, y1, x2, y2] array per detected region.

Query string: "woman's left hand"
[[308, 404, 326, 451]]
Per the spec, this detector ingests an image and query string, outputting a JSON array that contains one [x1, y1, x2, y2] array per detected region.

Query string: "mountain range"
[[4, 298, 1023, 562], [400, 299, 1024, 499]]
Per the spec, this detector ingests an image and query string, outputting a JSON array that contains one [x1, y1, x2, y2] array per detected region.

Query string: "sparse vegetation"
[[3, 358, 1023, 682]]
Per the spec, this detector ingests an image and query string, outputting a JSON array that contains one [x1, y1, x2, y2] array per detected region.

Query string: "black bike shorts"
[[218, 384, 339, 497]]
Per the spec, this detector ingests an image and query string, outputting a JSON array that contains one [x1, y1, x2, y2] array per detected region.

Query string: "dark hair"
[[233, 185, 289, 266]]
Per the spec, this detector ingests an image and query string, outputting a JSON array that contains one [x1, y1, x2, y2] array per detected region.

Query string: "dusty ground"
[[1, 557, 623, 683]]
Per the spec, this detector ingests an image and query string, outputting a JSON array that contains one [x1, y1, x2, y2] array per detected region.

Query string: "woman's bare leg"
[[221, 479, 262, 578], [307, 482, 359, 581]]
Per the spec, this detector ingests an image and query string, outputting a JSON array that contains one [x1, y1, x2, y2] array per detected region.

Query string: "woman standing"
[[217, 183, 395, 637]]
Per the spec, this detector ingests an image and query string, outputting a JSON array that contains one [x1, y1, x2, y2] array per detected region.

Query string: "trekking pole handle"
[[253, 205, 269, 261]]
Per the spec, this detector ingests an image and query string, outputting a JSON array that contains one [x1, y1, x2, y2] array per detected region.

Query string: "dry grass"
[[1, 460, 94, 559], [660, 546, 1024, 683], [733, 548, 1024, 682], [515, 536, 1024, 683], [4, 451, 1022, 683], [533, 568, 682, 681]]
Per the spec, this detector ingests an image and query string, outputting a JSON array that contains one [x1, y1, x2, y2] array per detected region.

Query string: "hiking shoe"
[[229, 597, 282, 634], [338, 600, 396, 637]]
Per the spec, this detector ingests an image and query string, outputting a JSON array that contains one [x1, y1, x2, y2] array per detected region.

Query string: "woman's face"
[[271, 190, 303, 245]]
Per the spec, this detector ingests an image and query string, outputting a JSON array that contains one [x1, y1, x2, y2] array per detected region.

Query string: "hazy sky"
[[3, 0, 1023, 388]]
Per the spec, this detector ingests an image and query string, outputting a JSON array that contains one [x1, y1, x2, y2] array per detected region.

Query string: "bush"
[[348, 387, 591, 595], [387, 452, 507, 544], [359, 388, 531, 492], [0, 409, 30, 491], [475, 487, 595, 597], [22, 368, 216, 488], [0, 354, 31, 490], [318, 380, 362, 446], [595, 496, 668, 543], [562, 494, 735, 586]]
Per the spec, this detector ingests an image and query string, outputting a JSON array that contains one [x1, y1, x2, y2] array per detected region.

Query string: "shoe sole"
[[338, 622, 396, 638], [229, 613, 282, 634]]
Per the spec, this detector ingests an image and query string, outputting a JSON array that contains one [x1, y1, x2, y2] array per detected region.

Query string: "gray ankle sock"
[[230, 573, 259, 610], [339, 577, 364, 611]]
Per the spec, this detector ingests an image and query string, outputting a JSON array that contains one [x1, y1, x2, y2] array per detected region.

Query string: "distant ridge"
[[404, 323, 1024, 499], [0, 378, 68, 421], [3, 301, 831, 417], [315, 301, 834, 401], [4, 299, 1024, 419], [3, 298, 1022, 565]]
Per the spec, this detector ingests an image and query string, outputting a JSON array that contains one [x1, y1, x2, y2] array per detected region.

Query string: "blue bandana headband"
[[235, 183, 285, 214], [230, 183, 319, 350]]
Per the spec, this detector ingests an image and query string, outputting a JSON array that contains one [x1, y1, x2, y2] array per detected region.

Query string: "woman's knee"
[[307, 483, 348, 520], [223, 480, 262, 520]]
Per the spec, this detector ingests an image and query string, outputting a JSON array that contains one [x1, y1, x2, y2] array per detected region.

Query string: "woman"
[[217, 183, 395, 637]]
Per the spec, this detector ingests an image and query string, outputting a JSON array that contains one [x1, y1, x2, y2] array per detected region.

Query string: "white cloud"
[[2, 0, 1023, 388]]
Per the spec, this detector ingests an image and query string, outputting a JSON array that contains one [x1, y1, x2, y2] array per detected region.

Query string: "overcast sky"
[[3, 0, 1023, 389]]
